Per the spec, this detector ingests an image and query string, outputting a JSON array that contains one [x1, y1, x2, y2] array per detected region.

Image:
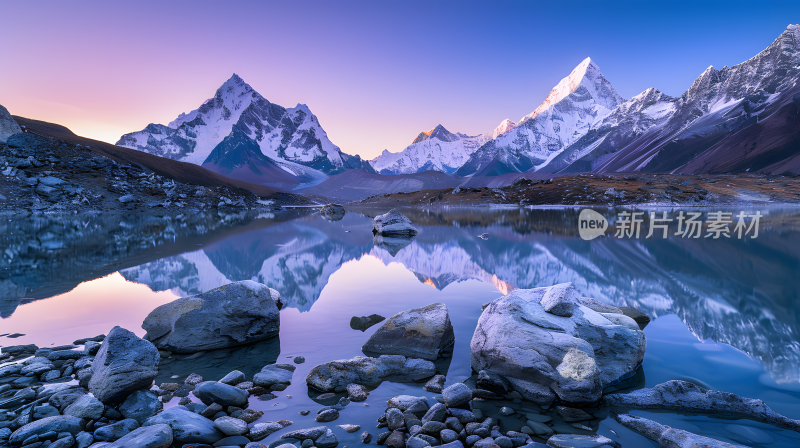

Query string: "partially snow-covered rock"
[[373, 209, 417, 237]]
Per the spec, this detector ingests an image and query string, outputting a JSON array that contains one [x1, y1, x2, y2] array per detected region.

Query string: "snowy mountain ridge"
[[117, 74, 373, 186]]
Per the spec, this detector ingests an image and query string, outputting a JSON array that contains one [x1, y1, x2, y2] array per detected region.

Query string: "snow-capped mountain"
[[456, 57, 625, 176], [537, 87, 679, 173], [369, 120, 516, 174], [580, 24, 800, 175], [117, 74, 373, 188]]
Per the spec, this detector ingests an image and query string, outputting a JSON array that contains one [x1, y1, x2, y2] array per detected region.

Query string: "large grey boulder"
[[373, 209, 418, 237], [307, 355, 436, 392], [144, 406, 223, 445], [0, 104, 21, 143], [9, 416, 85, 445], [89, 326, 160, 404], [142, 280, 280, 354], [363, 303, 455, 360], [470, 283, 646, 404], [613, 414, 745, 448], [106, 423, 173, 448], [603, 380, 800, 431]]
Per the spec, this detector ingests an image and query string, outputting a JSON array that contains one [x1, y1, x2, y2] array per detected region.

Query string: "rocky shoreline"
[[0, 132, 306, 217], [2, 276, 798, 448]]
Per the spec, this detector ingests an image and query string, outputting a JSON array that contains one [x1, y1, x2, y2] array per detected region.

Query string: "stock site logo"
[[578, 209, 608, 241]]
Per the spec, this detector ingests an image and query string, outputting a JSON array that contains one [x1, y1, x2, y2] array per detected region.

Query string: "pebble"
[[499, 407, 515, 416], [338, 424, 361, 433], [361, 431, 373, 444], [294, 356, 306, 364]]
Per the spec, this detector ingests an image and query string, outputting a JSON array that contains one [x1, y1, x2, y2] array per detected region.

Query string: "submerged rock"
[[89, 326, 160, 404], [546, 434, 621, 448], [373, 209, 418, 237], [363, 303, 455, 361], [614, 414, 746, 448], [350, 314, 386, 332], [320, 204, 346, 221], [470, 283, 646, 404], [142, 280, 280, 354], [603, 380, 800, 431], [307, 355, 435, 392]]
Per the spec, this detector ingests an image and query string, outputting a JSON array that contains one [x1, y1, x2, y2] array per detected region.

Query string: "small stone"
[[316, 429, 339, 448], [249, 422, 284, 441], [316, 409, 339, 422], [442, 383, 471, 408], [347, 384, 368, 402], [338, 424, 361, 433], [219, 370, 246, 386], [555, 406, 593, 422], [423, 375, 446, 394], [499, 407, 514, 416], [494, 436, 512, 448], [300, 410, 311, 416], [440, 429, 458, 443], [294, 356, 306, 364], [215, 416, 249, 436], [407, 436, 431, 448], [184, 373, 203, 385], [362, 431, 373, 444], [387, 408, 405, 431], [317, 392, 337, 400]]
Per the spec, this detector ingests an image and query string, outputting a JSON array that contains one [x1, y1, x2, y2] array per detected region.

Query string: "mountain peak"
[[490, 119, 516, 139], [521, 57, 622, 123]]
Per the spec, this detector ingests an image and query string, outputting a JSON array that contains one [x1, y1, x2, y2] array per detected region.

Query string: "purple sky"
[[1, 0, 798, 159]]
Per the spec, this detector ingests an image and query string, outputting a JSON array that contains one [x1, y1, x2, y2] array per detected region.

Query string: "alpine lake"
[[2, 205, 799, 447]]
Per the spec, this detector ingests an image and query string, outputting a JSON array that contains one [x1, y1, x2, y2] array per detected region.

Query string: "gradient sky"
[[2, 1, 799, 160]]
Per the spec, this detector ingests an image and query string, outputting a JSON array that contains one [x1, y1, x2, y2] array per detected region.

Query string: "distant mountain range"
[[118, 25, 800, 189], [117, 74, 373, 190], [372, 25, 800, 177]]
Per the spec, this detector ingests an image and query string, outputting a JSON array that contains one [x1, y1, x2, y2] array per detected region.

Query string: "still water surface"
[[2, 207, 799, 447]]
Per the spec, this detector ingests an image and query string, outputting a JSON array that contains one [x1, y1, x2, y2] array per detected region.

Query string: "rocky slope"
[[117, 74, 373, 187]]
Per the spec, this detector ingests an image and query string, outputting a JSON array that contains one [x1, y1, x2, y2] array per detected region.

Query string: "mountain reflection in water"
[[2, 207, 799, 388]]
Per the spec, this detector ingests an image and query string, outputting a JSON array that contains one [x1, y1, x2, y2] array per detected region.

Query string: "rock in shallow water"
[[603, 380, 800, 431], [362, 303, 455, 361], [9, 416, 85, 445], [142, 280, 280, 354], [350, 314, 386, 332], [614, 414, 743, 448], [470, 282, 646, 404], [306, 355, 435, 392], [193, 381, 249, 408], [373, 209, 418, 237], [89, 326, 160, 404]]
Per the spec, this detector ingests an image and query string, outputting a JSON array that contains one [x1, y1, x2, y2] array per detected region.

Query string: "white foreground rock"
[[470, 282, 646, 404], [373, 209, 418, 237]]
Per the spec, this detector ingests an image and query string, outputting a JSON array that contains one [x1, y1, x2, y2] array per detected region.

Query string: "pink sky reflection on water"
[[1, 273, 178, 349]]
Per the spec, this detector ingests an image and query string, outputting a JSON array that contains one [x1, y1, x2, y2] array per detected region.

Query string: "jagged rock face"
[[141, 280, 280, 354], [117, 74, 371, 177], [0, 104, 22, 143], [578, 24, 800, 175], [457, 58, 624, 177], [470, 282, 646, 404], [539, 87, 679, 173], [370, 121, 516, 175]]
